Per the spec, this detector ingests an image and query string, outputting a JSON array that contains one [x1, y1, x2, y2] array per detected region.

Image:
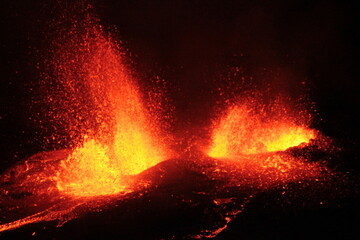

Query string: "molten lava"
[[56, 139, 128, 197], [0, 4, 334, 239], [42, 13, 169, 197], [0, 5, 171, 233], [208, 101, 316, 158]]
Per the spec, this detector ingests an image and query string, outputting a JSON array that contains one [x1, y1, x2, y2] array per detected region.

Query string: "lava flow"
[[0, 6, 169, 232]]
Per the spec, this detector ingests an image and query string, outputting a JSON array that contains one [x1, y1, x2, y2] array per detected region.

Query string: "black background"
[[0, 0, 359, 239]]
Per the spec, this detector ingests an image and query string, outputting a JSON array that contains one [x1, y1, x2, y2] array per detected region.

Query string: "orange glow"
[[208, 103, 316, 158], [50, 15, 168, 197], [56, 139, 127, 196], [0, 7, 171, 233], [205, 152, 323, 190], [0, 4, 333, 237]]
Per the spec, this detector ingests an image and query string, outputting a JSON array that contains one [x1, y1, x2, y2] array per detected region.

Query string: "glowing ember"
[[208, 101, 316, 158], [211, 153, 322, 188]]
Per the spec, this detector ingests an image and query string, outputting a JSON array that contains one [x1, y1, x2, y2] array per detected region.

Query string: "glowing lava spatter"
[[208, 99, 316, 158], [0, 4, 333, 238], [0, 6, 170, 233], [43, 11, 169, 197], [198, 97, 326, 238]]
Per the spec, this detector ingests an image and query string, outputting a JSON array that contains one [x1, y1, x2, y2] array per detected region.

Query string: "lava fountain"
[[208, 96, 317, 158], [46, 10, 169, 197], [187, 96, 328, 238], [204, 95, 326, 187], [0, 6, 169, 232], [0, 4, 335, 239]]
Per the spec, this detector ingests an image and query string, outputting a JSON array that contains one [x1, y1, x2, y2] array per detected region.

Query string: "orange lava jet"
[[0, 5, 332, 238], [205, 96, 322, 190], [45, 12, 169, 197], [0, 6, 170, 233], [208, 100, 316, 158], [195, 97, 326, 237]]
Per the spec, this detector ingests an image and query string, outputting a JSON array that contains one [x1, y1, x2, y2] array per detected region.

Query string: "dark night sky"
[[0, 0, 359, 171]]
